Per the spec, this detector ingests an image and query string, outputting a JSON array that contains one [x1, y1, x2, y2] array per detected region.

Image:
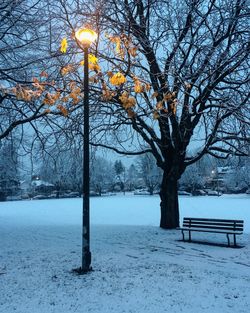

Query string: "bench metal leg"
[[226, 234, 230, 247], [234, 234, 236, 247], [188, 230, 191, 242], [181, 230, 185, 241]]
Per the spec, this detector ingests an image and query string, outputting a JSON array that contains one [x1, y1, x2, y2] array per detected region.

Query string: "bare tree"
[[0, 0, 79, 143], [137, 153, 162, 195], [49, 0, 249, 229], [38, 144, 83, 195], [0, 137, 20, 200], [127, 163, 140, 190], [0, 0, 47, 139], [91, 156, 115, 195], [224, 157, 250, 192]]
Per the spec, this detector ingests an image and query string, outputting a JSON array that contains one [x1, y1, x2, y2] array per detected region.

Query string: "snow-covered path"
[[0, 195, 250, 313]]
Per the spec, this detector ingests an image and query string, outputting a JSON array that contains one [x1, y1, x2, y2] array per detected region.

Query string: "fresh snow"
[[0, 194, 250, 313]]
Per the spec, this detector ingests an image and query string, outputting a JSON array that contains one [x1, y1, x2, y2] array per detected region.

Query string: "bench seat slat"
[[179, 227, 243, 234], [182, 224, 243, 231]]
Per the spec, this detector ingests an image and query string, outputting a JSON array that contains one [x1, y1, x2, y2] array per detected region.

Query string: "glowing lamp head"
[[75, 28, 97, 46]]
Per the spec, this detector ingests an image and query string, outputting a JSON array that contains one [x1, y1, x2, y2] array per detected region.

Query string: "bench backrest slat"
[[183, 221, 243, 227], [183, 217, 244, 223]]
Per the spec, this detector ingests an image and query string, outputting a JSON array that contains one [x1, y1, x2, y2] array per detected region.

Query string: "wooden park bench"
[[178, 217, 244, 247]]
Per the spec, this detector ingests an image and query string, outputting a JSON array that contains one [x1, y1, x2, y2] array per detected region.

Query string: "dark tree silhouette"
[[52, 0, 249, 229]]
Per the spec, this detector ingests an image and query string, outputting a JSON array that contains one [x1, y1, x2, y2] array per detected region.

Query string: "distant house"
[[31, 176, 55, 195], [206, 166, 234, 191], [217, 166, 234, 177]]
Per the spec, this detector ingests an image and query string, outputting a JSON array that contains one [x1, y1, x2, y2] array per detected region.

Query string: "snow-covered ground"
[[0, 194, 250, 313]]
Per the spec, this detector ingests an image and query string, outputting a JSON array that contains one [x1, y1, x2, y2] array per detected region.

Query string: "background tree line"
[[1, 133, 249, 201]]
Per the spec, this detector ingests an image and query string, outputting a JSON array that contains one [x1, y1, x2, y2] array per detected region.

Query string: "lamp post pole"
[[82, 45, 91, 272], [74, 27, 97, 274]]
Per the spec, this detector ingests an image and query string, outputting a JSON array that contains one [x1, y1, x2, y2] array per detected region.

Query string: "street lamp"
[[75, 27, 97, 274]]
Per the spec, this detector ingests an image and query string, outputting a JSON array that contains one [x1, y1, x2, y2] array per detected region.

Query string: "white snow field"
[[0, 194, 250, 313]]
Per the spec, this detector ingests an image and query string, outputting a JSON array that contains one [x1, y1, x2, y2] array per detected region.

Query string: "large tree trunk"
[[160, 170, 180, 229]]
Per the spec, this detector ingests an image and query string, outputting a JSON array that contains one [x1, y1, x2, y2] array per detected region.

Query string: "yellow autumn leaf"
[[89, 63, 101, 72], [110, 72, 126, 86], [119, 91, 136, 109], [72, 87, 81, 95], [151, 92, 158, 99], [119, 91, 129, 101], [127, 97, 136, 107], [107, 71, 114, 78], [32, 77, 39, 83], [109, 36, 125, 58], [121, 97, 136, 109], [60, 38, 68, 53], [89, 54, 98, 65], [40, 71, 48, 78], [61, 96, 69, 103], [153, 111, 160, 120], [61, 65, 73, 76], [12, 85, 31, 101], [134, 80, 144, 93], [53, 92, 61, 101], [145, 83, 151, 92], [185, 82, 192, 89], [114, 37, 121, 53], [156, 101, 163, 110], [14, 85, 35, 102], [22, 89, 33, 101], [89, 75, 97, 83], [128, 46, 137, 57], [127, 109, 136, 118], [163, 93, 172, 101], [69, 93, 80, 104], [57, 104, 68, 117], [80, 55, 101, 72], [102, 89, 113, 101], [32, 78, 45, 92], [43, 92, 59, 105], [80, 54, 98, 66]]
